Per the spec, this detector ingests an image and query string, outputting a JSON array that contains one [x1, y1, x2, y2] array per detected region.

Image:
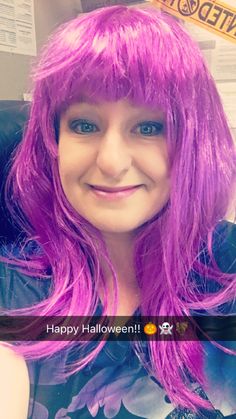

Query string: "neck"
[[101, 231, 137, 287], [98, 231, 141, 316]]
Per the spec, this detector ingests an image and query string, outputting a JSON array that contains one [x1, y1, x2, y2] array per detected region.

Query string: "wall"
[[0, 0, 82, 100]]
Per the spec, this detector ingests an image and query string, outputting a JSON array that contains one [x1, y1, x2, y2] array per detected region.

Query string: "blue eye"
[[137, 122, 164, 136], [69, 119, 98, 134]]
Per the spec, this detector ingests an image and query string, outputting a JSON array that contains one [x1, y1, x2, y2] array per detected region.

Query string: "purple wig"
[[1, 5, 236, 412]]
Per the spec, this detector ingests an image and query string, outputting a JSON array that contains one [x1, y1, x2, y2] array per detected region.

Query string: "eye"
[[69, 119, 98, 134], [135, 121, 164, 136]]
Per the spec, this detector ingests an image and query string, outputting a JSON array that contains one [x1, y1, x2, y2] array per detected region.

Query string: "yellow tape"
[[151, 0, 236, 44]]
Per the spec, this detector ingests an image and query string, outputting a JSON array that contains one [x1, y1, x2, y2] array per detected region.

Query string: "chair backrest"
[[0, 101, 30, 244]]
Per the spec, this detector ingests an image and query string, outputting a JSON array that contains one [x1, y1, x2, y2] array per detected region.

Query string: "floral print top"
[[25, 315, 236, 419]]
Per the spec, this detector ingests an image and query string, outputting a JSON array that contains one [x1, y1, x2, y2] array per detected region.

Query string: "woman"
[[0, 5, 235, 419]]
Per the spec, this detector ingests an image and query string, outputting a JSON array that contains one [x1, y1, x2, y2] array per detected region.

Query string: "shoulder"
[[0, 256, 52, 310], [0, 344, 29, 374], [0, 344, 30, 418]]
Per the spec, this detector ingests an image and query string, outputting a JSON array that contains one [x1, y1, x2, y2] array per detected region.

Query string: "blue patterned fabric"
[[25, 325, 236, 419]]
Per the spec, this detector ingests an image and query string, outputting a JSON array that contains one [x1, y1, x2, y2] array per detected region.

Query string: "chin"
[[97, 225, 139, 234], [88, 219, 143, 234]]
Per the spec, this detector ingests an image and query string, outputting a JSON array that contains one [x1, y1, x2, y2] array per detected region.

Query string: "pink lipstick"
[[89, 185, 141, 200]]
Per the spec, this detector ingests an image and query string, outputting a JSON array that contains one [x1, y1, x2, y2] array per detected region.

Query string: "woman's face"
[[58, 99, 170, 234]]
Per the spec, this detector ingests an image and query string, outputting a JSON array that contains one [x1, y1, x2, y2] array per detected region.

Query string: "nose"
[[95, 132, 132, 179]]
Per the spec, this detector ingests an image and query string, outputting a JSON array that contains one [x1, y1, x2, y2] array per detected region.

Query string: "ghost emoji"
[[159, 322, 173, 335]]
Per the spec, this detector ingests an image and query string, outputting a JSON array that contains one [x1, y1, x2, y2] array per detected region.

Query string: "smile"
[[89, 185, 141, 200]]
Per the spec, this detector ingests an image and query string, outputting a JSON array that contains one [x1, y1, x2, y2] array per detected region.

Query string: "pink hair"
[[1, 5, 235, 412]]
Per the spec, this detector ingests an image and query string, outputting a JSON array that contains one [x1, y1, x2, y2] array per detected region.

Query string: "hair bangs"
[[34, 6, 199, 117]]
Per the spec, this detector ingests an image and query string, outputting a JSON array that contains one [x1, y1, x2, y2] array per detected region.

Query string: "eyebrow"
[[77, 95, 100, 106], [64, 100, 165, 120]]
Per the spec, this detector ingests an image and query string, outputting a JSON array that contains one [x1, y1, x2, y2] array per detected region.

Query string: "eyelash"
[[68, 119, 164, 137]]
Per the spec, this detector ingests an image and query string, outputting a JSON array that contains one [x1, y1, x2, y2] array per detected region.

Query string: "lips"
[[89, 184, 141, 201], [90, 185, 140, 192]]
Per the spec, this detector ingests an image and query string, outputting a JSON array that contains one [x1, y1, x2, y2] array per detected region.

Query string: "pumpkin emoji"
[[144, 322, 157, 335]]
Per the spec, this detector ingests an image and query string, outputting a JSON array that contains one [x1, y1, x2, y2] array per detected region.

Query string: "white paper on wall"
[[217, 82, 236, 130], [183, 15, 236, 140], [0, 0, 36, 56]]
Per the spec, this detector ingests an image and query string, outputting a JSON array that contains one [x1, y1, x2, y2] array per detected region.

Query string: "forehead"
[[61, 98, 165, 119]]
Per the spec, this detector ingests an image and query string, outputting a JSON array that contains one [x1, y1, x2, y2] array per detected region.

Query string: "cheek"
[[141, 145, 170, 183], [58, 154, 85, 209], [58, 142, 91, 186], [141, 146, 170, 209], [58, 159, 76, 192]]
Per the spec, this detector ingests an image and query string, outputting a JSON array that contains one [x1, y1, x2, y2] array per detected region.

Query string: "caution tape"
[[151, 0, 236, 44]]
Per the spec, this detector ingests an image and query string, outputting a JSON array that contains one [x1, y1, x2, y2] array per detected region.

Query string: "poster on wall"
[[0, 0, 36, 56]]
